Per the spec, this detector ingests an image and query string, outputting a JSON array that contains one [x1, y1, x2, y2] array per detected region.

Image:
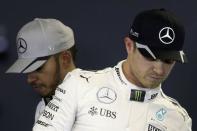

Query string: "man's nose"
[[27, 72, 38, 84], [153, 60, 165, 76]]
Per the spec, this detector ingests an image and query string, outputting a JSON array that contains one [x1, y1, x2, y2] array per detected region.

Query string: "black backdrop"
[[0, 0, 196, 131]]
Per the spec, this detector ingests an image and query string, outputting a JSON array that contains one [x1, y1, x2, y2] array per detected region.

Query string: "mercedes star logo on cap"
[[17, 38, 27, 53], [159, 27, 175, 44], [97, 87, 117, 104]]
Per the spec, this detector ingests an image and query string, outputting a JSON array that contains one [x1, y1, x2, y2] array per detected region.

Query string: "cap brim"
[[138, 48, 188, 63], [154, 49, 188, 63], [6, 58, 46, 73]]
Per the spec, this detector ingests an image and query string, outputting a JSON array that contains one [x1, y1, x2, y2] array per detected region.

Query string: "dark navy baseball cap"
[[129, 8, 187, 63]]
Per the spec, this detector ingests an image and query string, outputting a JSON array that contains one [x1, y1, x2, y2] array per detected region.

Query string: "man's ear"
[[124, 37, 135, 54], [60, 51, 72, 66]]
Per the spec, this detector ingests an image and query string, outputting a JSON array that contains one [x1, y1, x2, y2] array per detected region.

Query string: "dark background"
[[0, 0, 196, 131]]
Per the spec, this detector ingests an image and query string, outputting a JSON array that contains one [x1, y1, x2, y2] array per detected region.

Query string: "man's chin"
[[146, 82, 161, 89], [40, 91, 55, 98], [33, 88, 50, 97], [141, 80, 161, 89], [39, 91, 52, 97]]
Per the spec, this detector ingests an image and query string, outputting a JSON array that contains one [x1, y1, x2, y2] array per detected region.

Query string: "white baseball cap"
[[6, 18, 75, 73]]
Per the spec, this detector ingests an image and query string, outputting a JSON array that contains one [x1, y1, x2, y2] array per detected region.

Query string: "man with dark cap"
[[33, 9, 192, 131]]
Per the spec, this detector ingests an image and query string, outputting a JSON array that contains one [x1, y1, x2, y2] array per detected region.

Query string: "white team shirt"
[[34, 97, 53, 124], [34, 99, 45, 124], [33, 61, 192, 131]]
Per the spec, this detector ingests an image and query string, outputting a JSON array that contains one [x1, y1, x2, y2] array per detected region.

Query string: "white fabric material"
[[34, 99, 46, 125], [33, 61, 192, 131]]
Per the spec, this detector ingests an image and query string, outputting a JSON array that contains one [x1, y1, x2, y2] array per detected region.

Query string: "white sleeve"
[[180, 116, 192, 131], [34, 99, 45, 124], [33, 73, 78, 131], [175, 105, 192, 131]]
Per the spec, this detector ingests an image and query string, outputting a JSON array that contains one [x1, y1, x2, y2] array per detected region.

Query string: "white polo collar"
[[114, 60, 161, 102]]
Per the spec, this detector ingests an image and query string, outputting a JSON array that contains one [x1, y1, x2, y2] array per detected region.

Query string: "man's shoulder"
[[64, 67, 113, 81], [35, 99, 46, 112], [59, 67, 116, 93], [34, 99, 45, 123], [158, 92, 191, 123], [36, 99, 45, 106], [57, 67, 115, 100]]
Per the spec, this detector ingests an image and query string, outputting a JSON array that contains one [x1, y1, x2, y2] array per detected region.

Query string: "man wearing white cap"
[[6, 18, 77, 123]]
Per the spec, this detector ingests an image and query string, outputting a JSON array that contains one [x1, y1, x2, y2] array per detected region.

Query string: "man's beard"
[[45, 60, 61, 97]]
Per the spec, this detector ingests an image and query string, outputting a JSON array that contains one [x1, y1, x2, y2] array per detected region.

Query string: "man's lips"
[[32, 85, 46, 93], [149, 75, 164, 81]]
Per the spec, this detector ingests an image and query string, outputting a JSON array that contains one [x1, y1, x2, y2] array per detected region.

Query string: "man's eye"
[[35, 66, 43, 72], [145, 56, 155, 61], [162, 59, 175, 64]]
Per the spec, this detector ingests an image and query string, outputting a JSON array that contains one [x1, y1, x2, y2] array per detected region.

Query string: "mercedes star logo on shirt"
[[17, 38, 27, 53], [97, 87, 117, 104], [159, 27, 175, 44]]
